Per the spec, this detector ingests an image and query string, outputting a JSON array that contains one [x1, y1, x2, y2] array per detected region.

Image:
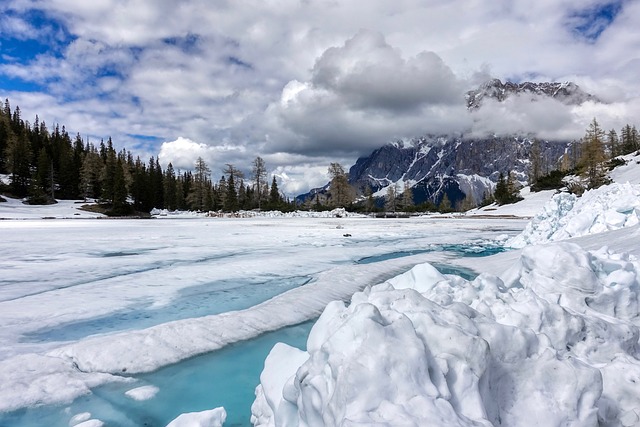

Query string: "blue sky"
[[0, 0, 638, 194]]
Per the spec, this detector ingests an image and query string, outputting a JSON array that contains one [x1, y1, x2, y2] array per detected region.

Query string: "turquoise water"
[[356, 243, 505, 264], [0, 321, 314, 427], [23, 276, 310, 343], [2, 242, 498, 427]]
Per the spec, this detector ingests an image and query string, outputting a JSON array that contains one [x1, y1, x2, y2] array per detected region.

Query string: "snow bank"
[[508, 183, 640, 248], [252, 243, 640, 426], [151, 207, 365, 219]]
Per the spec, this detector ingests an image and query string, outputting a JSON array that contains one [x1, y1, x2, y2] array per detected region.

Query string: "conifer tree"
[[385, 184, 397, 212], [364, 185, 376, 212], [401, 182, 414, 211], [580, 118, 608, 189], [188, 157, 210, 211], [5, 129, 32, 197], [439, 192, 452, 212], [327, 163, 353, 208], [252, 156, 267, 210], [269, 175, 281, 207], [224, 174, 238, 212], [164, 163, 178, 211], [608, 129, 620, 157]]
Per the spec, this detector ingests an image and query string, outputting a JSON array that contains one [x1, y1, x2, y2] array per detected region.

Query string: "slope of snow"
[[507, 183, 640, 248], [610, 153, 640, 185], [469, 187, 557, 218], [252, 242, 640, 426], [0, 196, 104, 219]]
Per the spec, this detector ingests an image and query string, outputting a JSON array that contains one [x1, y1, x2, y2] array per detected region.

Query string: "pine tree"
[[385, 184, 397, 212], [608, 129, 620, 157], [164, 163, 178, 211], [580, 118, 608, 189], [224, 174, 238, 212], [401, 182, 414, 211], [438, 192, 452, 212], [252, 156, 267, 210], [187, 157, 210, 211], [269, 175, 281, 208], [327, 163, 353, 208], [109, 158, 129, 215], [5, 129, 32, 197], [364, 185, 376, 212], [460, 193, 476, 212]]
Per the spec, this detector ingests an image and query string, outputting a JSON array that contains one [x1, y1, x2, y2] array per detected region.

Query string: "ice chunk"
[[165, 407, 226, 427], [125, 385, 159, 401]]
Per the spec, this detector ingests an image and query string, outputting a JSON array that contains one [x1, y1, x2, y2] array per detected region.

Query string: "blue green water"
[[356, 243, 505, 264], [22, 276, 310, 343], [0, 321, 314, 427]]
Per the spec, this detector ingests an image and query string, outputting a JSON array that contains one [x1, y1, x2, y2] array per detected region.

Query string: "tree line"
[[2, 98, 636, 214], [0, 99, 290, 215]]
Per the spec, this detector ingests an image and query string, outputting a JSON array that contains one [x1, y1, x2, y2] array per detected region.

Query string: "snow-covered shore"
[[251, 161, 640, 427]]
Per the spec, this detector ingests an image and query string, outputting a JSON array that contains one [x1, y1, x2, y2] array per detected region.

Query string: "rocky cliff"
[[297, 79, 593, 208]]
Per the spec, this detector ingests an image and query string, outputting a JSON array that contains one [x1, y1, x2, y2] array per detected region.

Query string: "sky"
[[1, 0, 639, 195]]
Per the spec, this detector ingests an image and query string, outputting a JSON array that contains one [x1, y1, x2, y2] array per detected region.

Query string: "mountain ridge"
[[297, 79, 594, 208]]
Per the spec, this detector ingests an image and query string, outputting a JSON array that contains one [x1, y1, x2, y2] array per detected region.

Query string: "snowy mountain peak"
[[466, 79, 597, 109]]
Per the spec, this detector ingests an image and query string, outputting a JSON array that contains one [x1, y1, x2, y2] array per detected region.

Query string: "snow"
[[610, 153, 640, 184], [252, 242, 640, 426], [0, 211, 517, 417], [469, 187, 557, 218], [165, 407, 226, 427], [0, 196, 104, 219], [124, 385, 159, 401], [250, 161, 640, 427], [507, 183, 640, 247]]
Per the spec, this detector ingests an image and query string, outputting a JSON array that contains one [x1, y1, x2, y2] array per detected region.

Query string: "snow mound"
[[252, 243, 640, 426], [151, 207, 365, 219], [507, 183, 640, 248]]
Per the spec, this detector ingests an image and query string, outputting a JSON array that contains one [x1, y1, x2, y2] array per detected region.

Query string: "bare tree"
[[252, 156, 267, 210], [327, 163, 354, 208]]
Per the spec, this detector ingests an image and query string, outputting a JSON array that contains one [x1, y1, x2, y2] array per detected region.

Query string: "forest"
[[0, 99, 292, 215]]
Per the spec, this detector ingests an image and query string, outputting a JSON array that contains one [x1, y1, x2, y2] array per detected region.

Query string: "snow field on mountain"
[[252, 242, 640, 426]]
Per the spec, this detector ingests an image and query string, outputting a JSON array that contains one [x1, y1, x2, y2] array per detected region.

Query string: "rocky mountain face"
[[466, 79, 596, 109], [346, 136, 572, 207], [297, 79, 594, 208]]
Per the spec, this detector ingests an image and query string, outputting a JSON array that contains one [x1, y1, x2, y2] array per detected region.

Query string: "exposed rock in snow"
[[252, 243, 640, 426]]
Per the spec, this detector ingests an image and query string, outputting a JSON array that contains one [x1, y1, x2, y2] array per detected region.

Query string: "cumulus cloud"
[[265, 30, 470, 156], [2, 0, 640, 195]]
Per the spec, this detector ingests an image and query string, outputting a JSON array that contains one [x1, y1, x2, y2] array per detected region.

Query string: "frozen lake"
[[0, 216, 524, 426]]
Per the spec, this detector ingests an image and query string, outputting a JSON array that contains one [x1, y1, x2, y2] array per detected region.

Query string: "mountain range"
[[297, 79, 594, 208]]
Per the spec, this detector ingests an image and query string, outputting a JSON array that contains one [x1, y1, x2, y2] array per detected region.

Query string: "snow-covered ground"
[[251, 158, 640, 427], [2, 154, 640, 426], [0, 209, 522, 426], [0, 196, 105, 219]]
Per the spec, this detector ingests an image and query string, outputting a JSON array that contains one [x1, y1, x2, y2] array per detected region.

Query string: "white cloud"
[[2, 0, 639, 195], [157, 137, 215, 171]]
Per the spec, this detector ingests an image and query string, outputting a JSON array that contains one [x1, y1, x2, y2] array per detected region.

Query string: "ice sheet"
[[0, 215, 518, 414]]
